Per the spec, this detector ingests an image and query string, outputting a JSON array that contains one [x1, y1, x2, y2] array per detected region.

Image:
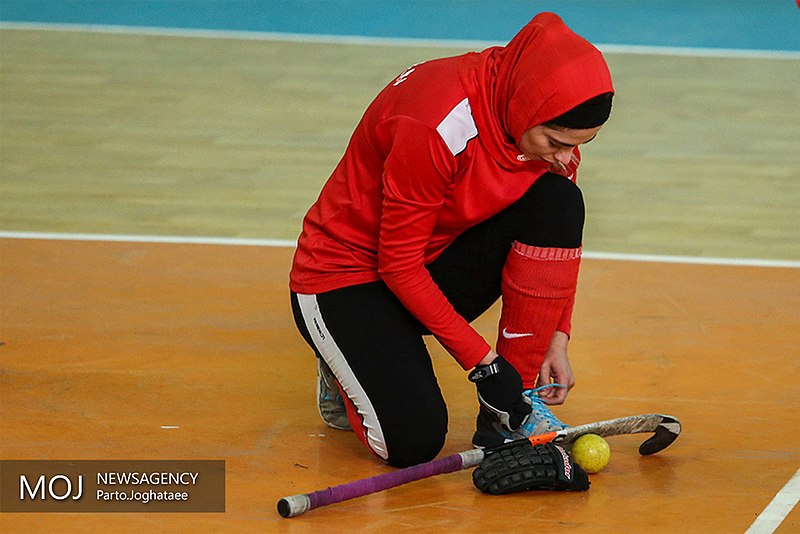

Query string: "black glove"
[[473, 440, 590, 494], [468, 355, 530, 432]]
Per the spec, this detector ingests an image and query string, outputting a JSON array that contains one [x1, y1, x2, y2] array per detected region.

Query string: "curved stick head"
[[638, 416, 681, 455]]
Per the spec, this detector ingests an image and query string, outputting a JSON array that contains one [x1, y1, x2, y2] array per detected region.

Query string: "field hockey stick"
[[277, 413, 680, 518], [528, 412, 681, 455]]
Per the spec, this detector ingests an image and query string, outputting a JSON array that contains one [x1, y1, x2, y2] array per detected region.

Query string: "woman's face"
[[518, 124, 603, 165]]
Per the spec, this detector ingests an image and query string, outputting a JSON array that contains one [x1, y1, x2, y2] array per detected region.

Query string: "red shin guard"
[[496, 242, 581, 388]]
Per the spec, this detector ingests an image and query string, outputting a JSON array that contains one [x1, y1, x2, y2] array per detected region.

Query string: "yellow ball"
[[571, 434, 611, 474]]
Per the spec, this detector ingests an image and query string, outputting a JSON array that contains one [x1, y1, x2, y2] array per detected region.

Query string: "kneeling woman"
[[290, 12, 614, 467]]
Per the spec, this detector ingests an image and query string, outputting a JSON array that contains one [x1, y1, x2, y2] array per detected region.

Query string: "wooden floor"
[[1, 29, 798, 259], [1, 26, 799, 533], [1, 239, 798, 532]]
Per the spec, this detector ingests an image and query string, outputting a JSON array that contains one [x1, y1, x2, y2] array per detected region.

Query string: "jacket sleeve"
[[374, 116, 490, 369]]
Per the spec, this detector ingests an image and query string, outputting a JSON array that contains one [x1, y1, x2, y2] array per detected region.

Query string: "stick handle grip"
[[277, 449, 484, 518]]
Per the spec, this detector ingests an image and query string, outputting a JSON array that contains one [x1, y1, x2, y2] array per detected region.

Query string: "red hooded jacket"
[[290, 13, 614, 369]]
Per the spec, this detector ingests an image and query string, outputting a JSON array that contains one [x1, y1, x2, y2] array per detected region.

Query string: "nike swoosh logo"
[[502, 328, 535, 339]]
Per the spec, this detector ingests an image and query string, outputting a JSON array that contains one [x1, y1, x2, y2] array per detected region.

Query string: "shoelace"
[[524, 384, 569, 428]]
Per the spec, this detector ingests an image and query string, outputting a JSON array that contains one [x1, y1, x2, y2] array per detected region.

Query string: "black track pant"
[[290, 173, 584, 467]]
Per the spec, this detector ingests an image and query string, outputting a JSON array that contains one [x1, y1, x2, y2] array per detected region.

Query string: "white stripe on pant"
[[295, 293, 389, 459]]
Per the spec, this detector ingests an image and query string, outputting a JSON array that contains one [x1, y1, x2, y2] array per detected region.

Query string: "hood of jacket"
[[458, 12, 614, 170]]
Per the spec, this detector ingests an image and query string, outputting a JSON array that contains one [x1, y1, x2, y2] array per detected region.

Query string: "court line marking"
[[1, 22, 798, 60], [1, 231, 798, 269], [0, 231, 296, 249], [745, 467, 800, 534]]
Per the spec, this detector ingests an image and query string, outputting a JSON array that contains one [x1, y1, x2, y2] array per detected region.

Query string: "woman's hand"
[[535, 331, 575, 405]]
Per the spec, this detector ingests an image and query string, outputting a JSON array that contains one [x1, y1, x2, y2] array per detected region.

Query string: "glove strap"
[[468, 362, 501, 383]]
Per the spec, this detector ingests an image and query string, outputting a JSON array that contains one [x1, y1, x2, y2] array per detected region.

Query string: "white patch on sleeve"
[[436, 98, 478, 156]]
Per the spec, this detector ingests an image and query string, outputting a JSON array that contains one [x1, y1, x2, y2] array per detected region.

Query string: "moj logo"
[[20, 473, 84, 501], [1, 460, 226, 512], [1, 461, 90, 512]]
